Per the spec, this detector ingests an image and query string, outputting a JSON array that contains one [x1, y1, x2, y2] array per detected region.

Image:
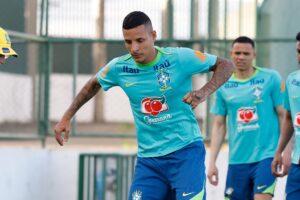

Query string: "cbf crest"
[[157, 69, 172, 92], [132, 190, 142, 200], [253, 86, 263, 103]]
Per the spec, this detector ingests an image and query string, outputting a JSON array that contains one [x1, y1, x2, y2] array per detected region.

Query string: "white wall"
[[0, 147, 286, 200], [0, 148, 80, 200], [0, 73, 32, 123]]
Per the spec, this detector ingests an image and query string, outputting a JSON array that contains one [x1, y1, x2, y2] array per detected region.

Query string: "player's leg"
[[128, 157, 170, 200], [253, 158, 276, 200], [224, 163, 253, 200], [167, 141, 206, 200], [285, 164, 300, 200]]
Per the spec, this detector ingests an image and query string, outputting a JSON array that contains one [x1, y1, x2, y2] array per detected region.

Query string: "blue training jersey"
[[97, 46, 217, 157], [211, 67, 283, 164], [283, 70, 300, 164]]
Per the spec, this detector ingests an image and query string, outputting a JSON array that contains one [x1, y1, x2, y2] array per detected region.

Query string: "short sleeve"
[[271, 71, 283, 108], [96, 59, 119, 91], [283, 79, 290, 111], [177, 47, 217, 75], [210, 89, 227, 116]]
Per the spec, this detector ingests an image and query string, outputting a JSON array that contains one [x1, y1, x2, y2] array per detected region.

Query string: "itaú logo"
[[237, 107, 258, 124], [141, 96, 168, 116], [294, 113, 300, 128]]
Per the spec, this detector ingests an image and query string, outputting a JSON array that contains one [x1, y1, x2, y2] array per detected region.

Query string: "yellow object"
[[0, 27, 18, 57]]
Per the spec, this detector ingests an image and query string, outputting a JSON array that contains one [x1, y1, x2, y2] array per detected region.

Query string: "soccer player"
[[0, 27, 18, 64], [54, 11, 234, 200], [208, 36, 284, 200], [272, 32, 300, 199]]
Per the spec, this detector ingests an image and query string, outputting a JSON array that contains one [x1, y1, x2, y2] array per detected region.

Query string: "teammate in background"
[[0, 27, 18, 64], [272, 32, 300, 199], [54, 11, 234, 200], [208, 36, 284, 200]]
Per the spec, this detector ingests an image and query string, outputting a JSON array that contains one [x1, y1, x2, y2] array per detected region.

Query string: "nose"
[[131, 42, 139, 53], [237, 54, 245, 60]]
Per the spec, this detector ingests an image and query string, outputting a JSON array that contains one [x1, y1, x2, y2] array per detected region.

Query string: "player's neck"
[[145, 48, 158, 64], [234, 66, 256, 80]]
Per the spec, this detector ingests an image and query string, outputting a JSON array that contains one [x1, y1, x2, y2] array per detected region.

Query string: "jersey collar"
[[231, 66, 260, 82]]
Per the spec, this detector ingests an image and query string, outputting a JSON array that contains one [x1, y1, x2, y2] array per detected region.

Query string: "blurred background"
[[0, 0, 299, 199]]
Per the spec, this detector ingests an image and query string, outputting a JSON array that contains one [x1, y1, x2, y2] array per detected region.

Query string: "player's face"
[[297, 41, 300, 64], [0, 55, 5, 64], [230, 43, 256, 71], [123, 24, 157, 64]]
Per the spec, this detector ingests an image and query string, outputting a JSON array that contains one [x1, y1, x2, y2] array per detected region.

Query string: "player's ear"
[[152, 30, 157, 42]]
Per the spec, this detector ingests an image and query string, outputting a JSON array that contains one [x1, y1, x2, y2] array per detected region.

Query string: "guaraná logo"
[[141, 96, 168, 116]]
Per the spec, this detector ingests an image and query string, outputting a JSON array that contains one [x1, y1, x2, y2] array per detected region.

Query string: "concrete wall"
[[0, 148, 79, 200], [0, 147, 287, 200], [257, 0, 300, 79]]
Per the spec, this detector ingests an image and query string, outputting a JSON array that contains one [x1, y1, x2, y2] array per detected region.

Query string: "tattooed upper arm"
[[208, 57, 234, 90]]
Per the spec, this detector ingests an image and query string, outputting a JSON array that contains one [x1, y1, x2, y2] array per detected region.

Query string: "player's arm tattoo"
[[63, 76, 101, 120], [194, 57, 234, 98]]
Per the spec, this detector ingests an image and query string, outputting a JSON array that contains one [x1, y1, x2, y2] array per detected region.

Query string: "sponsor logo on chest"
[[225, 82, 238, 88], [250, 79, 264, 85], [141, 96, 172, 125], [294, 113, 300, 128], [153, 59, 171, 71], [123, 66, 140, 73], [292, 79, 300, 87], [237, 106, 260, 132]]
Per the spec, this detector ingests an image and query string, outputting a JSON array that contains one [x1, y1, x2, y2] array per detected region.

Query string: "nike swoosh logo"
[[226, 96, 235, 101], [257, 185, 267, 190], [182, 192, 194, 197], [125, 82, 138, 87]]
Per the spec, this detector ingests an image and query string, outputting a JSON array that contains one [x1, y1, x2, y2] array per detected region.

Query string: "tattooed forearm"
[[63, 76, 101, 120], [196, 57, 234, 96]]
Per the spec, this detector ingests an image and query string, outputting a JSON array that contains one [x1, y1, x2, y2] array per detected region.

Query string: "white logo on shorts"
[[132, 190, 142, 200]]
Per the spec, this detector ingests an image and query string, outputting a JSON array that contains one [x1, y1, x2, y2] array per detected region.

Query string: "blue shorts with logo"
[[128, 140, 206, 200], [286, 164, 300, 200], [225, 158, 276, 200]]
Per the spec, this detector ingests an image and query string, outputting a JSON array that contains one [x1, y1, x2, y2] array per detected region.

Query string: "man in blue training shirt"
[[272, 32, 300, 200], [208, 36, 284, 200], [54, 11, 234, 200]]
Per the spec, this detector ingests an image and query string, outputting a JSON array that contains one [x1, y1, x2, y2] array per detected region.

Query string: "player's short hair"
[[296, 32, 300, 41], [122, 11, 152, 30], [232, 36, 255, 48]]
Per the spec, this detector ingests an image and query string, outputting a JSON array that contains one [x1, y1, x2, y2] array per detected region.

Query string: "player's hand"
[[271, 152, 285, 177], [182, 90, 207, 109], [54, 119, 71, 146], [207, 163, 219, 186]]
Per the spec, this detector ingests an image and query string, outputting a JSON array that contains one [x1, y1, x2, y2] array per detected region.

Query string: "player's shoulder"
[[256, 66, 281, 78], [287, 70, 300, 78], [287, 70, 300, 81], [156, 46, 179, 55], [157, 46, 197, 55], [107, 54, 133, 66]]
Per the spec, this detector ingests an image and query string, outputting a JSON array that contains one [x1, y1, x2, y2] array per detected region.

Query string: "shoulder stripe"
[[101, 65, 110, 78]]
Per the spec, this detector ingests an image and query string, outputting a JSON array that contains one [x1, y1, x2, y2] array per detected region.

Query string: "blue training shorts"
[[285, 164, 300, 200], [128, 140, 206, 200], [225, 158, 276, 200]]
